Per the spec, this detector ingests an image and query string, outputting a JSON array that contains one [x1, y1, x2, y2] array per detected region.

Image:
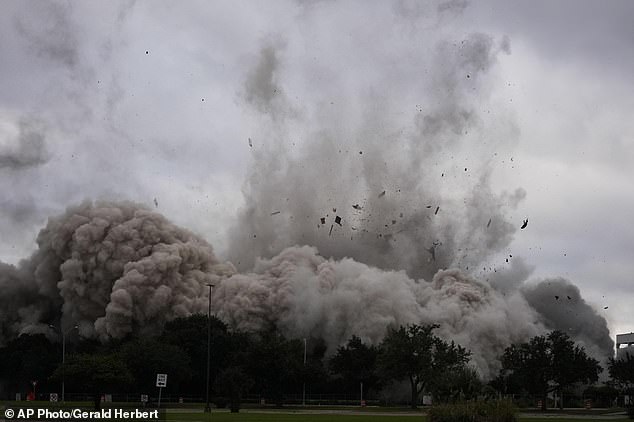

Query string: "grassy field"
[[2, 403, 627, 422], [163, 411, 629, 422]]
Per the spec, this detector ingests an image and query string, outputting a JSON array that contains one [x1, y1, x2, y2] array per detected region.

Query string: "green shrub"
[[428, 400, 517, 422]]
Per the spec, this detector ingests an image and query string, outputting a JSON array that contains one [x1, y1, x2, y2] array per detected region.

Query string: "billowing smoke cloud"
[[0, 201, 234, 344], [0, 199, 613, 378], [0, 117, 49, 170], [522, 278, 614, 359], [227, 32, 522, 282], [0, 2, 614, 381], [213, 246, 542, 377]]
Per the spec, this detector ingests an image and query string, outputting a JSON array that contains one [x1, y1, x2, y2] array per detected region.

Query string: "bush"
[[626, 405, 634, 419], [428, 400, 517, 422]]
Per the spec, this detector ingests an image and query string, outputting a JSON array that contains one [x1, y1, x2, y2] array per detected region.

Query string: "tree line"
[[0, 315, 632, 412]]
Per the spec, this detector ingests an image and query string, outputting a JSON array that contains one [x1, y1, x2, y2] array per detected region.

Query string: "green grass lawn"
[[163, 412, 628, 422], [2, 403, 627, 422]]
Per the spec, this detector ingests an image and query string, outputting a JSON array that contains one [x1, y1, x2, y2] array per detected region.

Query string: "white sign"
[[50, 393, 58, 402], [156, 373, 167, 388], [141, 394, 148, 403]]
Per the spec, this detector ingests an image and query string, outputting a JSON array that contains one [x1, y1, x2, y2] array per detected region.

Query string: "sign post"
[[156, 374, 167, 409]]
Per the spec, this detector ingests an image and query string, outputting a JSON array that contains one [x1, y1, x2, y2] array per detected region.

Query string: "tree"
[[377, 324, 470, 408], [119, 339, 192, 393], [432, 366, 482, 403], [609, 354, 634, 395], [245, 330, 303, 406], [214, 367, 253, 413], [0, 334, 58, 398], [500, 330, 601, 411], [53, 353, 132, 409], [330, 335, 381, 397], [160, 314, 232, 395]]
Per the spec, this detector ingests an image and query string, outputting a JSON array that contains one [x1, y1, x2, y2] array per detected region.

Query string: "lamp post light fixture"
[[302, 338, 307, 406], [49, 324, 78, 403], [204, 283, 215, 414]]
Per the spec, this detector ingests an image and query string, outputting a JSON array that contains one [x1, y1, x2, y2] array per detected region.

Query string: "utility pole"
[[302, 338, 307, 406], [50, 324, 78, 403], [204, 283, 215, 413]]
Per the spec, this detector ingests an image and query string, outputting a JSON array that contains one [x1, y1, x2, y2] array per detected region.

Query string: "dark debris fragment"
[[378, 190, 386, 198], [335, 216, 342, 226], [520, 218, 528, 229], [487, 218, 492, 228], [435, 206, 440, 215], [271, 211, 280, 215], [352, 204, 362, 210], [320, 217, 326, 224]]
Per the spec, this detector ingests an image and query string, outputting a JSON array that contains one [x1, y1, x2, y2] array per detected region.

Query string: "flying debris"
[[352, 204, 362, 210], [604, 306, 609, 310], [248, 138, 253, 147], [435, 206, 440, 215], [378, 190, 386, 198], [153, 198, 158, 208], [329, 225, 334, 236], [487, 218, 492, 228], [334, 216, 342, 226], [567, 296, 571, 300], [271, 211, 281, 216], [520, 218, 528, 229], [555, 296, 560, 300], [320, 217, 326, 224], [426, 241, 441, 261]]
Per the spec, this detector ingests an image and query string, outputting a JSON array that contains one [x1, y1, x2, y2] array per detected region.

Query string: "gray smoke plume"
[[213, 246, 542, 377], [0, 200, 234, 343], [227, 33, 521, 281], [522, 278, 614, 359], [0, 199, 613, 378], [0, 5, 614, 380], [0, 118, 49, 170]]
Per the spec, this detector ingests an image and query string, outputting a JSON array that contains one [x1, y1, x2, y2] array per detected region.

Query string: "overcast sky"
[[1, 1, 632, 339]]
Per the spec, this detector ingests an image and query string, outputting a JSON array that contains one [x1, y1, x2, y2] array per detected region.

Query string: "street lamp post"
[[204, 283, 215, 413], [49, 324, 78, 403], [302, 338, 307, 406]]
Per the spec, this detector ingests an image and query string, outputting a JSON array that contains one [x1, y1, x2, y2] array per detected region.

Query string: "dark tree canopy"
[[330, 335, 381, 395], [119, 339, 192, 392], [609, 354, 634, 394], [0, 334, 59, 396], [53, 353, 133, 409], [377, 324, 470, 408], [500, 330, 601, 410], [245, 330, 303, 406], [214, 366, 253, 413]]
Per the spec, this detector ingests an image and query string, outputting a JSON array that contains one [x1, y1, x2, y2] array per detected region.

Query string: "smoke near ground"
[[0, 201, 234, 344], [0, 200, 612, 378]]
